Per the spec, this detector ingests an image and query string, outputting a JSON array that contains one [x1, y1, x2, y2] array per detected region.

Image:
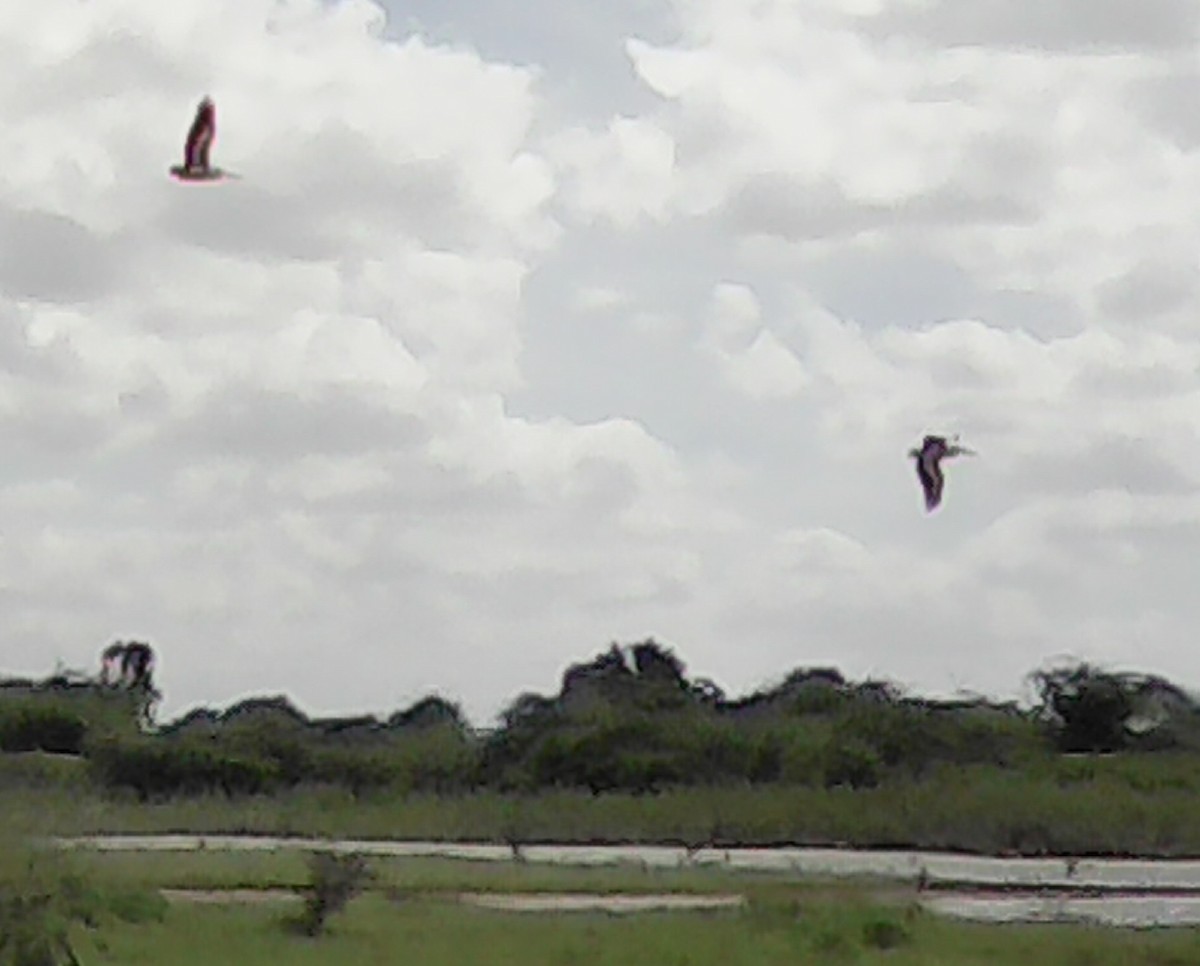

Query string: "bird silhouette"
[[909, 434, 976, 512], [170, 97, 237, 181]]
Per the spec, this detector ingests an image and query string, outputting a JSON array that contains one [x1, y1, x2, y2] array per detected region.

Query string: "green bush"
[[823, 740, 881, 789], [292, 852, 373, 937], [88, 738, 278, 800], [0, 707, 86, 756], [0, 848, 167, 965], [861, 915, 911, 950]]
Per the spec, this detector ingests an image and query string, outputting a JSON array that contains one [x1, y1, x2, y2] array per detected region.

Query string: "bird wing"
[[914, 452, 943, 511], [184, 103, 215, 167]]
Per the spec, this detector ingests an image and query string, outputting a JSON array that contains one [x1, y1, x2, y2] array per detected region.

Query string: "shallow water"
[[458, 892, 746, 913], [153, 881, 1200, 925], [923, 892, 1200, 927], [159, 888, 743, 913]]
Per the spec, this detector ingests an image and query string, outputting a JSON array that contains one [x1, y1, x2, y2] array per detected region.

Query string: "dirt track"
[[160, 888, 745, 913], [55, 835, 1200, 893]]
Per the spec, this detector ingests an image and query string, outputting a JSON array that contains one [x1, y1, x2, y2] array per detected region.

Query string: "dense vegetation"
[[4, 639, 1200, 853]]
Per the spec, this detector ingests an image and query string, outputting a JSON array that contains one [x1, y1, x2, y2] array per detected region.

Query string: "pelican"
[[170, 97, 238, 181], [909, 434, 975, 512]]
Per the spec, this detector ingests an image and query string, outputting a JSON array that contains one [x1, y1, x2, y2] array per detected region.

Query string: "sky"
[[2, 0, 1200, 724]]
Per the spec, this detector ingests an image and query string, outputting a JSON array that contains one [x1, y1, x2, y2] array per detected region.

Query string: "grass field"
[[8, 756, 1200, 856], [56, 848, 908, 900], [9, 832, 1200, 963], [65, 891, 1200, 965]]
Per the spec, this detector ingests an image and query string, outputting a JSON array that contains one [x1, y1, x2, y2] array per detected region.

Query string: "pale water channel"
[[923, 893, 1200, 928], [57, 836, 1200, 927]]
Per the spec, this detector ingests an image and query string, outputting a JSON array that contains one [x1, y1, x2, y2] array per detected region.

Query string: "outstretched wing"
[[184, 99, 216, 169], [916, 452, 944, 511]]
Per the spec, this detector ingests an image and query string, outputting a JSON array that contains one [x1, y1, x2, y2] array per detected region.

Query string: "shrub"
[[823, 740, 882, 789], [87, 737, 277, 800], [0, 707, 86, 756], [293, 851, 373, 938], [0, 850, 101, 966], [861, 915, 911, 950]]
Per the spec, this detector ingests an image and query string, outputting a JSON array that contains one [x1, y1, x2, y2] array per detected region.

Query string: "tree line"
[[2, 639, 1199, 801]]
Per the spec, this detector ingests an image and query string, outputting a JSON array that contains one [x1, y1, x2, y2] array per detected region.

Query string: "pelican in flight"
[[170, 97, 237, 181], [909, 434, 975, 512]]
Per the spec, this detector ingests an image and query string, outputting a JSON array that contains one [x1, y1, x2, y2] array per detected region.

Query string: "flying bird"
[[170, 97, 237, 181], [909, 434, 975, 512]]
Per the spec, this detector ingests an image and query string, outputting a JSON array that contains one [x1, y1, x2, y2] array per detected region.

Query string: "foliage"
[[0, 858, 94, 966], [0, 838, 165, 966], [6, 642, 1200, 833], [0, 706, 87, 756], [1031, 663, 1200, 753], [80, 893, 1200, 966], [860, 914, 911, 950], [387, 695, 469, 733], [292, 851, 373, 937]]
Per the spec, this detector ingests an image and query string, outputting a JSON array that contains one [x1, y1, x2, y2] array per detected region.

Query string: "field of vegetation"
[[7, 643, 1200, 961], [63, 894, 1200, 966], [5, 639, 1200, 854], [5, 839, 1200, 966]]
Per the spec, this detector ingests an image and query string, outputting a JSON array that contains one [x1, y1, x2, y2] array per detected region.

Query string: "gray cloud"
[[281, 126, 476, 249], [1098, 258, 1198, 322], [0, 208, 122, 302], [159, 184, 342, 262], [721, 159, 1042, 246], [1130, 69, 1200, 148], [871, 0, 1200, 51], [2, 29, 190, 115], [1003, 438, 1196, 498], [167, 384, 428, 461]]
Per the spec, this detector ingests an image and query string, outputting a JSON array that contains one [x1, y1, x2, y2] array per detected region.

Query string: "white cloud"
[[549, 115, 676, 227], [0, 0, 712, 717], [621, 1, 1200, 332], [3, 0, 1200, 723], [698, 283, 808, 399]]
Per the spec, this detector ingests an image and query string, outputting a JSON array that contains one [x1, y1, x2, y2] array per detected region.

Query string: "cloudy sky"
[[3, 0, 1200, 723]]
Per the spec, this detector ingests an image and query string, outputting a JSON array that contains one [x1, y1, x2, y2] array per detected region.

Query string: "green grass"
[[0, 750, 90, 788], [7, 771, 1200, 856], [59, 849, 906, 902], [69, 894, 1200, 966], [12, 751, 1200, 856], [11, 836, 1200, 964]]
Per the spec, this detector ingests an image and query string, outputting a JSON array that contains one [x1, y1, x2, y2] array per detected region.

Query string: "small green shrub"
[[0, 852, 100, 966], [293, 851, 373, 937], [862, 915, 911, 950]]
